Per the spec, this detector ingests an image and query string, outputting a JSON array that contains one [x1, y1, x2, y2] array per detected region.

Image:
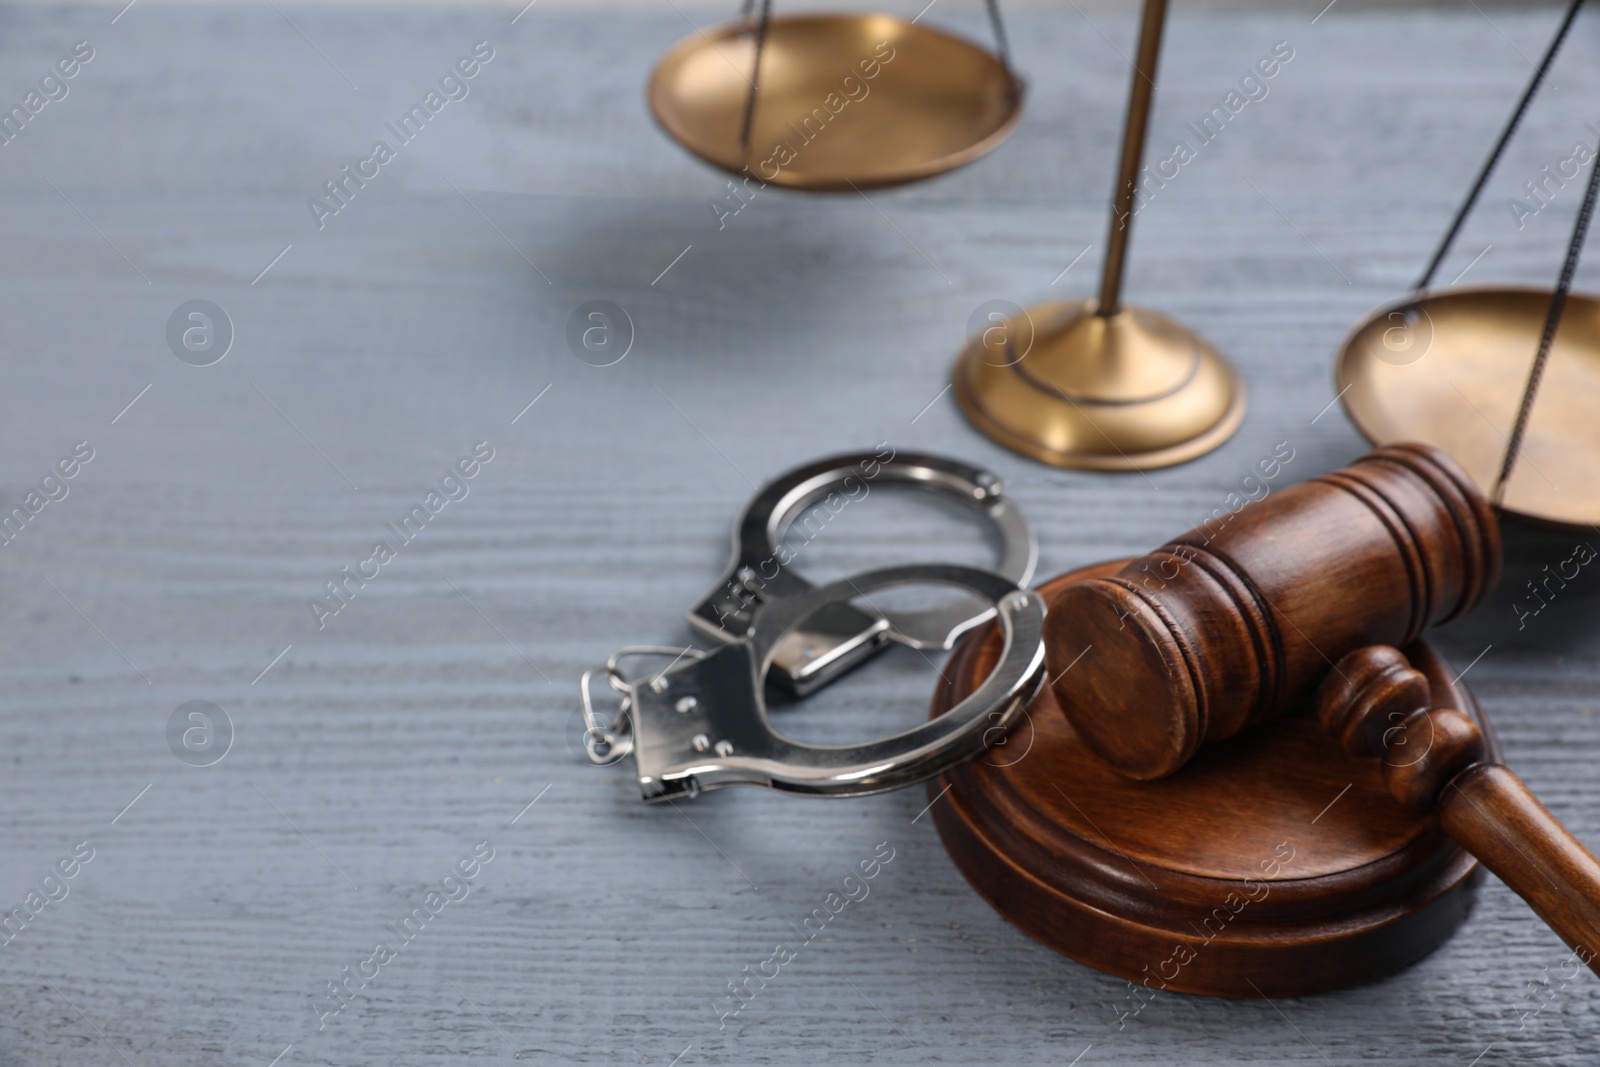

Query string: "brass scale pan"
[[649, 10, 1023, 191], [1338, 287, 1600, 529], [1338, 0, 1600, 531]]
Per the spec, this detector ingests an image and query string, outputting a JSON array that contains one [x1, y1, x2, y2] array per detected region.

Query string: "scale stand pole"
[[1097, 0, 1168, 317], [950, 0, 1242, 471]]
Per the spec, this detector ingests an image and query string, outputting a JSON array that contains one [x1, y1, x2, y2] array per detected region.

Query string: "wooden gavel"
[[1047, 442, 1500, 778], [1045, 442, 1600, 973]]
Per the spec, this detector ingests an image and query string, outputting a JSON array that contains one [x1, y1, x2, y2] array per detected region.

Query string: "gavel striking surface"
[[929, 562, 1499, 998]]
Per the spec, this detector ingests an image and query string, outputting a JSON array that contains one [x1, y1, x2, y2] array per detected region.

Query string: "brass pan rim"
[[647, 11, 1025, 192], [1335, 283, 1600, 531]]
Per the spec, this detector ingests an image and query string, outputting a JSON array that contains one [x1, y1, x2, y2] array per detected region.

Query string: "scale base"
[[928, 562, 1496, 998], [953, 301, 1245, 471]]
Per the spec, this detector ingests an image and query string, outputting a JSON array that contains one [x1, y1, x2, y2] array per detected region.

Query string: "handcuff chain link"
[[580, 646, 706, 765]]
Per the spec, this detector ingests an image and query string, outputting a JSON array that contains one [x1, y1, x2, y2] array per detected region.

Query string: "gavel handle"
[[1439, 764, 1600, 976], [1320, 645, 1600, 976]]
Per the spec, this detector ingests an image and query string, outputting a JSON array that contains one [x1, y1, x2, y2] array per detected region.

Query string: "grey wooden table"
[[2, 1, 1599, 1063]]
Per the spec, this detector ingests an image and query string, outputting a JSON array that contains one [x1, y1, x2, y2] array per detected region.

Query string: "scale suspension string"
[[1493, 134, 1600, 505], [737, 0, 774, 156], [1412, 0, 1585, 294], [983, 0, 1014, 73]]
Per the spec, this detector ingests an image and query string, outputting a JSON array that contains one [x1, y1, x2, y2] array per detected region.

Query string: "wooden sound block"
[[929, 561, 1501, 998]]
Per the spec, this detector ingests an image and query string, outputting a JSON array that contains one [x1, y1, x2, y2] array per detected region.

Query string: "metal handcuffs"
[[688, 449, 1036, 694], [580, 451, 1046, 802]]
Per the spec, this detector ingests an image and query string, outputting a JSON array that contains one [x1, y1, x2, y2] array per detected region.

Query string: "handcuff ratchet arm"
[[627, 564, 1046, 801]]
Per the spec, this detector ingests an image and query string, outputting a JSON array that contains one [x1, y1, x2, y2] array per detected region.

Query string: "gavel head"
[[1044, 443, 1500, 780]]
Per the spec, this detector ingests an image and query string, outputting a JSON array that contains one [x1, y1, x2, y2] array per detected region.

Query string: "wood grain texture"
[[0, 2, 1598, 1065]]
